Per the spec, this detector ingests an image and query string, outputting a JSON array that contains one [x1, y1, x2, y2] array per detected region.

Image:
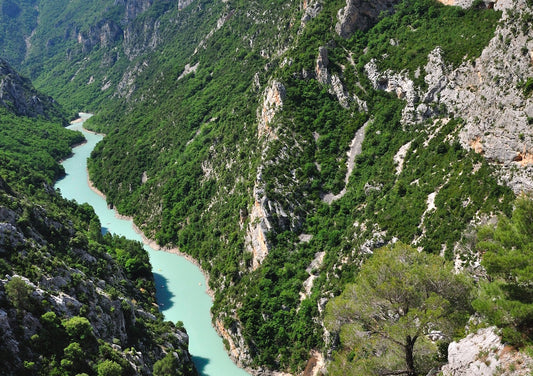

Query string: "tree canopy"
[[325, 242, 473, 376], [473, 197, 533, 345]]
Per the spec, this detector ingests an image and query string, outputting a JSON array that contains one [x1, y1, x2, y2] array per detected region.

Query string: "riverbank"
[[76, 117, 309, 376], [80, 124, 259, 371], [59, 116, 253, 376], [85, 152, 216, 298], [71, 114, 216, 298]]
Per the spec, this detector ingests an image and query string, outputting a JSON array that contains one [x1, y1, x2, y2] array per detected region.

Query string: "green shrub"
[[5, 276, 34, 311], [63, 316, 94, 341], [96, 360, 123, 376]]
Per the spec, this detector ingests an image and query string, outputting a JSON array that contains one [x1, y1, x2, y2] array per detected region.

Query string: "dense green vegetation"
[[324, 198, 533, 375], [0, 108, 84, 188], [0, 0, 38, 66], [354, 0, 502, 85], [2, 0, 530, 373], [0, 74, 195, 374], [473, 197, 533, 347], [82, 0, 510, 371]]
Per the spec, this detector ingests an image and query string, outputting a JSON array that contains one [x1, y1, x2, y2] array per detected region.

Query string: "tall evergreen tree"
[[325, 243, 473, 375]]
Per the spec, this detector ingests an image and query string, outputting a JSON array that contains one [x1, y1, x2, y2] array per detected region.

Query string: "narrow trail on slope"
[[322, 119, 371, 204]]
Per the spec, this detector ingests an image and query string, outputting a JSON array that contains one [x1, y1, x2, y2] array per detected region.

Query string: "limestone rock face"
[[366, 1, 533, 193], [301, 0, 323, 26], [258, 80, 285, 139], [123, 18, 161, 60], [0, 58, 65, 122], [116, 60, 148, 98], [76, 20, 123, 54], [245, 181, 291, 270], [335, 0, 400, 38], [215, 317, 253, 369], [245, 184, 273, 270], [437, 0, 502, 7], [178, 0, 195, 10], [365, 58, 418, 116], [316, 47, 367, 110], [418, 2, 533, 193], [114, 0, 154, 22], [245, 81, 286, 270], [245, 80, 295, 270], [442, 327, 533, 376]]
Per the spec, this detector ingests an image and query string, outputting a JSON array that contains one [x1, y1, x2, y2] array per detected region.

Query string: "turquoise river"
[[55, 113, 250, 376]]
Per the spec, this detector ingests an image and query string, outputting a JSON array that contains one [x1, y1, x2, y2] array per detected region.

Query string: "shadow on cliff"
[[192, 356, 210, 376], [153, 272, 175, 311]]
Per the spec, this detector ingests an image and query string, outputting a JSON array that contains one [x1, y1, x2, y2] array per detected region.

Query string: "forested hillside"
[[1, 0, 533, 374], [0, 58, 196, 375]]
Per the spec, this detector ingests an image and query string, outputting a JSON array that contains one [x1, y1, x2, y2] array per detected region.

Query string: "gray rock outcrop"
[[442, 327, 533, 375], [114, 0, 153, 22], [258, 80, 285, 139], [76, 20, 123, 54], [366, 0, 533, 193], [335, 0, 400, 38], [365, 58, 418, 117], [0, 58, 65, 122], [419, 1, 533, 193], [301, 0, 323, 26], [316, 47, 367, 110]]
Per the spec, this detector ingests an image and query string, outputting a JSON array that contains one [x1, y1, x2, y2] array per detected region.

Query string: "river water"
[[55, 114, 250, 376]]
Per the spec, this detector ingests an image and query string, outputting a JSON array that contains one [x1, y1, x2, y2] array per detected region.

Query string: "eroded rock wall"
[[335, 0, 400, 38]]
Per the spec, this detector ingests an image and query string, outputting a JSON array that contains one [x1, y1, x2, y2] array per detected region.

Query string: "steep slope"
[[84, 0, 528, 372], [1, 0, 532, 374], [0, 58, 67, 122], [0, 0, 226, 112], [0, 61, 196, 376]]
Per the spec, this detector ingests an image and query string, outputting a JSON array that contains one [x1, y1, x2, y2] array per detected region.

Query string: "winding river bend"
[[55, 114, 250, 376]]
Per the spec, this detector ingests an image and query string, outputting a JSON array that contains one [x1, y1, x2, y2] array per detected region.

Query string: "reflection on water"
[[153, 272, 175, 311], [193, 356, 211, 375]]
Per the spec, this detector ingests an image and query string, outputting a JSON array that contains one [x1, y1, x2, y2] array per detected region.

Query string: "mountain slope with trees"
[[0, 58, 196, 376], [0, 0, 532, 374]]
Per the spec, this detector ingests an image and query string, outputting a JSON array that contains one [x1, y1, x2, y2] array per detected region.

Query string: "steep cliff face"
[[367, 0, 533, 193], [245, 81, 287, 269], [76, 20, 123, 54], [431, 0, 533, 193], [335, 0, 400, 37], [0, 58, 66, 122]]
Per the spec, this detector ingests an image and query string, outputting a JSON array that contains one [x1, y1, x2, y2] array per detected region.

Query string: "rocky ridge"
[[0, 181, 195, 374], [316, 46, 366, 110], [431, 0, 533, 193], [246, 81, 289, 270], [363, 0, 533, 193], [0, 58, 66, 122], [335, 0, 400, 38]]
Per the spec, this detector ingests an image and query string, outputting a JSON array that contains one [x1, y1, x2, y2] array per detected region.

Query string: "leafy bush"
[[5, 276, 34, 312], [63, 316, 94, 342], [96, 360, 123, 376]]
